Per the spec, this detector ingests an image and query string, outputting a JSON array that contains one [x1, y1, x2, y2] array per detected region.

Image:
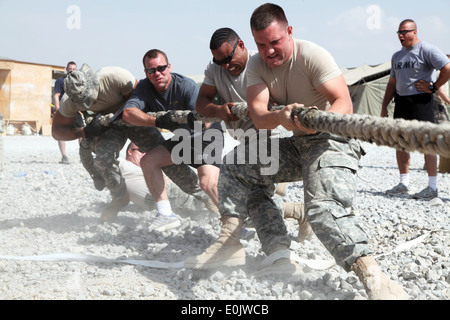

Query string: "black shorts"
[[393, 93, 436, 123], [162, 129, 223, 169]]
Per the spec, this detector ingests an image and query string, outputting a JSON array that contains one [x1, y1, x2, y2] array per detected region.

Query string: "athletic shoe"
[[149, 213, 181, 232], [412, 186, 438, 200], [253, 257, 303, 279], [386, 183, 409, 195], [60, 155, 70, 164]]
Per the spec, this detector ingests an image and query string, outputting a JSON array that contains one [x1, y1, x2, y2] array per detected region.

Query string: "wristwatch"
[[429, 82, 437, 93]]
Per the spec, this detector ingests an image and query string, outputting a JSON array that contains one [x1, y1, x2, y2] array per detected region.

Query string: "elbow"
[[195, 104, 205, 116], [252, 119, 265, 130], [252, 118, 277, 130], [122, 109, 132, 123]]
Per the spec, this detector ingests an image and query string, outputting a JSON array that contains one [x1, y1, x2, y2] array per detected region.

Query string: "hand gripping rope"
[[95, 103, 450, 157]]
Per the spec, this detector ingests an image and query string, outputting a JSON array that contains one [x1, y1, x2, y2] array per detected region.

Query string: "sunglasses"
[[144, 64, 168, 75], [213, 39, 239, 65], [396, 29, 415, 36]]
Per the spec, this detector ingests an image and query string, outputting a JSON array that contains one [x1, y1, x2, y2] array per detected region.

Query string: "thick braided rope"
[[97, 102, 249, 126], [94, 103, 450, 157], [292, 107, 450, 157]]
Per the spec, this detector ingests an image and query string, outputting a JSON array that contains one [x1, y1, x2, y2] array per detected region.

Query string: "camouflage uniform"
[[219, 128, 286, 225], [221, 132, 371, 271], [79, 126, 128, 199], [79, 124, 208, 203], [62, 64, 207, 215]]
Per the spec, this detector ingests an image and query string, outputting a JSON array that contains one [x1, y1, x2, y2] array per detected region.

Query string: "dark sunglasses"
[[213, 39, 239, 65], [144, 64, 168, 75], [396, 29, 415, 36]]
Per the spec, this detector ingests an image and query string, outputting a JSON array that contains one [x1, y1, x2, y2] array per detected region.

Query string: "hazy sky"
[[0, 0, 449, 79]]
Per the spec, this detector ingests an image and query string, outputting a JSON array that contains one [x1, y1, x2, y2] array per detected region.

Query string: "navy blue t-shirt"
[[54, 76, 65, 101], [114, 73, 199, 133]]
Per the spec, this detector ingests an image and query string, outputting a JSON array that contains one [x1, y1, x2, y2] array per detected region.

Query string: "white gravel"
[[0, 135, 449, 300]]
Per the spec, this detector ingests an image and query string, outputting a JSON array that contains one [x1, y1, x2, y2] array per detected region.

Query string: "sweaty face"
[[144, 54, 172, 92], [252, 21, 293, 68], [211, 40, 246, 76]]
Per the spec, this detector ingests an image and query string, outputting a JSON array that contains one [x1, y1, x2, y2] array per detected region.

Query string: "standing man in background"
[[382, 19, 450, 200], [53, 61, 77, 164]]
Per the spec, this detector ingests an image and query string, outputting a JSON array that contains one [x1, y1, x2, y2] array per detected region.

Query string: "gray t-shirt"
[[390, 41, 450, 96], [203, 50, 257, 139]]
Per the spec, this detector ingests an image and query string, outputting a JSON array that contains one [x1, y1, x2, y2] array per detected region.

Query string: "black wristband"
[[430, 82, 437, 93]]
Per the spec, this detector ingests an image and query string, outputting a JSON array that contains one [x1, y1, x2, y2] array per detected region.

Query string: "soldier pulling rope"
[[89, 103, 450, 158]]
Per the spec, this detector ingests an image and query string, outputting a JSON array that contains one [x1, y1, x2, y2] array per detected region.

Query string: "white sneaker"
[[149, 213, 181, 232]]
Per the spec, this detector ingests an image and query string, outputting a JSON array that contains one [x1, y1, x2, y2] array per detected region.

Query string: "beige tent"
[[342, 61, 394, 116]]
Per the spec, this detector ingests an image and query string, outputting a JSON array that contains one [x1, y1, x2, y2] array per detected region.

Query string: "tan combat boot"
[[352, 256, 410, 300], [283, 202, 313, 242], [204, 198, 219, 214], [253, 246, 303, 279], [184, 216, 245, 269], [101, 193, 130, 222], [275, 183, 289, 197]]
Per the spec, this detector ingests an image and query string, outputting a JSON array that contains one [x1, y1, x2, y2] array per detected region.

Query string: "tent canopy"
[[342, 62, 393, 116]]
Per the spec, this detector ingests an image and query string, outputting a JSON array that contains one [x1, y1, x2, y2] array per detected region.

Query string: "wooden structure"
[[0, 59, 65, 135]]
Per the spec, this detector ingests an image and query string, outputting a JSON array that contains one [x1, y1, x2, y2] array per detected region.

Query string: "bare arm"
[[121, 79, 155, 126], [246, 83, 283, 130], [122, 107, 157, 127], [381, 77, 397, 118], [52, 111, 85, 140], [53, 92, 61, 110], [435, 63, 450, 89], [438, 85, 450, 105], [196, 83, 239, 121], [247, 75, 353, 134], [316, 75, 353, 115]]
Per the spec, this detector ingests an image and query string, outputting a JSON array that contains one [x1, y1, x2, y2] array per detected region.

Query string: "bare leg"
[[140, 145, 173, 203], [424, 154, 438, 177], [396, 150, 410, 174], [197, 164, 220, 207], [58, 140, 66, 157]]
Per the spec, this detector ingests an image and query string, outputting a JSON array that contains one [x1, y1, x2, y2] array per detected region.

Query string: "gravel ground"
[[0, 135, 448, 301]]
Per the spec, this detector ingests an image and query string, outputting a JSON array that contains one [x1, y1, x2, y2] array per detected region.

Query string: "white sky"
[[0, 0, 449, 79]]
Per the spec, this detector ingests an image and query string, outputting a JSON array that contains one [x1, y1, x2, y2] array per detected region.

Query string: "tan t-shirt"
[[59, 66, 136, 118], [247, 39, 341, 135]]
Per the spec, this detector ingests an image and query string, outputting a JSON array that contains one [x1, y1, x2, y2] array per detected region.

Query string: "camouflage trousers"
[[220, 132, 371, 271], [79, 126, 128, 199], [218, 132, 287, 234], [79, 125, 207, 204]]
